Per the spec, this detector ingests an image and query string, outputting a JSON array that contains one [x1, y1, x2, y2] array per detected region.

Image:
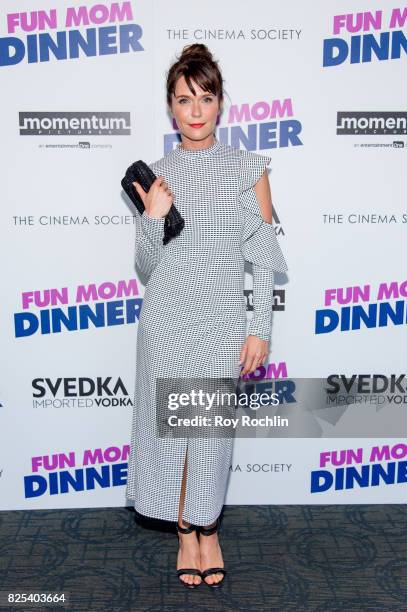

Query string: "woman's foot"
[[199, 520, 225, 585], [176, 520, 202, 587]]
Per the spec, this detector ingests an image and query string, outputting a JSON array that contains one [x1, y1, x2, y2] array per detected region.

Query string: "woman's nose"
[[191, 102, 202, 118]]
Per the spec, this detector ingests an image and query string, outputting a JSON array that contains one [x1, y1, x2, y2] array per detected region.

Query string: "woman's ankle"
[[202, 521, 216, 529]]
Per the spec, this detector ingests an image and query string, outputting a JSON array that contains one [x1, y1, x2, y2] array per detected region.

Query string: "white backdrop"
[[1, 0, 406, 510]]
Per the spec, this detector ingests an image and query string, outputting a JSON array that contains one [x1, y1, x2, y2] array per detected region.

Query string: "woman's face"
[[170, 75, 220, 144]]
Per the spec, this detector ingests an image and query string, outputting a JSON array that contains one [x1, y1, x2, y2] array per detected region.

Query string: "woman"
[[125, 43, 288, 589]]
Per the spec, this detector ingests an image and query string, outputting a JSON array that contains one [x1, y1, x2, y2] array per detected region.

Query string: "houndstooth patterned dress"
[[125, 137, 288, 525]]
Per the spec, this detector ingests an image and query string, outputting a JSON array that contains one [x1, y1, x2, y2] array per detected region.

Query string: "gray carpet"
[[0, 505, 406, 611]]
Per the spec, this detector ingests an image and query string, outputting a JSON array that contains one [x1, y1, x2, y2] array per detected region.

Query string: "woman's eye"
[[177, 96, 213, 104]]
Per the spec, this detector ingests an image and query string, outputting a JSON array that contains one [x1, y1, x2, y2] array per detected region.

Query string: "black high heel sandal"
[[176, 522, 202, 589], [197, 517, 226, 588]]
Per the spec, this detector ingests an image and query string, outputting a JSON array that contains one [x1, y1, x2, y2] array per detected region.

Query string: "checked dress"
[[125, 137, 288, 525]]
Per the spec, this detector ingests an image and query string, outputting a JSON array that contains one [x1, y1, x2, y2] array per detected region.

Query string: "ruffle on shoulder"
[[240, 187, 288, 273], [239, 148, 272, 194]]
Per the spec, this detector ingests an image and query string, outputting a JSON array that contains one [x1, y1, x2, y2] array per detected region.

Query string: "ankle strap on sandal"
[[198, 518, 220, 536], [177, 522, 197, 534]]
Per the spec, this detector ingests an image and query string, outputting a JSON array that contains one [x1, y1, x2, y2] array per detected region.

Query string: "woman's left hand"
[[238, 335, 269, 376]]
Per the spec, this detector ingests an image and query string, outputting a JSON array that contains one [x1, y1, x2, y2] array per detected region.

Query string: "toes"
[[204, 572, 222, 585], [180, 573, 201, 586]]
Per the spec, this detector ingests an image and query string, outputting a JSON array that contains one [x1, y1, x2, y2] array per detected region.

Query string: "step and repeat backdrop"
[[1, 0, 406, 510]]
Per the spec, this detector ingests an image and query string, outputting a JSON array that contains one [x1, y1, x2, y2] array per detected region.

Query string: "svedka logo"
[[32, 376, 132, 409], [337, 111, 407, 135], [19, 112, 131, 136]]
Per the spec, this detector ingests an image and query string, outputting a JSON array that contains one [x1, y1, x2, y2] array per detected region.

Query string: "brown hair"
[[166, 43, 224, 108]]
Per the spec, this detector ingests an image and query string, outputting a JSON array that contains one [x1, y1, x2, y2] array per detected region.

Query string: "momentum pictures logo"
[[19, 112, 131, 136], [337, 111, 407, 135]]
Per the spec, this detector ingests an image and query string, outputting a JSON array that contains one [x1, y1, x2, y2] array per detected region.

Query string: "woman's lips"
[[189, 123, 205, 128]]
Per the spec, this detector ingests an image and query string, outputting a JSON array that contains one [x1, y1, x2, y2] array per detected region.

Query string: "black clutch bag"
[[121, 160, 184, 245]]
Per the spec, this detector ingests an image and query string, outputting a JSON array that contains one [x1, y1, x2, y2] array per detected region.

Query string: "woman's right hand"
[[133, 176, 173, 219]]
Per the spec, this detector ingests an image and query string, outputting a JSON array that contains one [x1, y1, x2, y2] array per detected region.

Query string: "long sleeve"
[[238, 149, 288, 342], [135, 210, 165, 281], [247, 265, 275, 341]]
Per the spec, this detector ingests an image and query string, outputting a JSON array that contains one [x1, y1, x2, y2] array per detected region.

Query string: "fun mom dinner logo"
[[323, 7, 407, 66], [14, 278, 143, 338], [311, 442, 407, 493], [0, 1, 143, 67], [315, 279, 407, 335], [24, 444, 130, 498], [163, 97, 304, 154]]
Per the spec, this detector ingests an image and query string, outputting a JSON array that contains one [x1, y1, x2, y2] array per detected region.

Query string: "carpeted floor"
[[0, 504, 406, 611]]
